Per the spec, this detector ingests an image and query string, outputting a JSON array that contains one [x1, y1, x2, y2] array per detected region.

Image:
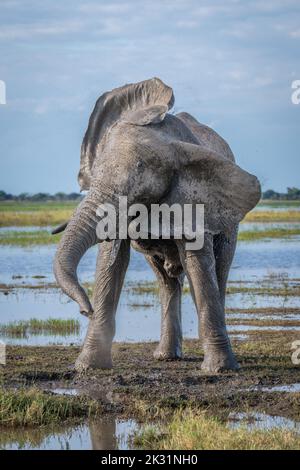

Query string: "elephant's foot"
[[75, 347, 112, 372], [153, 340, 182, 361], [201, 345, 240, 374], [75, 319, 114, 371]]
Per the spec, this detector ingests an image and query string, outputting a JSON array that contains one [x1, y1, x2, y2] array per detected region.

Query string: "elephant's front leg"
[[176, 236, 239, 373], [75, 240, 130, 371], [146, 255, 183, 360]]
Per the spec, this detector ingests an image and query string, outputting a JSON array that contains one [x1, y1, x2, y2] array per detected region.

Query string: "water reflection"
[[2, 410, 299, 449], [229, 412, 300, 433], [0, 416, 138, 450]]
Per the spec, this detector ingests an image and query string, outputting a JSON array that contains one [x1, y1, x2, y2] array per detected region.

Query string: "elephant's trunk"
[[54, 188, 104, 316]]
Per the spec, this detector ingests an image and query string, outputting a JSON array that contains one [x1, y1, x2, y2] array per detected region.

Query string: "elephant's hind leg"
[[75, 240, 130, 371], [146, 255, 183, 360], [176, 235, 239, 373]]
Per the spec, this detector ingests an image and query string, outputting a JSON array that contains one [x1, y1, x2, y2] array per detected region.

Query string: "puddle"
[[229, 412, 300, 433], [247, 383, 300, 393], [226, 293, 300, 309], [0, 416, 139, 450], [3, 410, 299, 449], [227, 313, 300, 321], [0, 226, 54, 233], [230, 334, 249, 341], [51, 388, 79, 396], [228, 325, 300, 332]]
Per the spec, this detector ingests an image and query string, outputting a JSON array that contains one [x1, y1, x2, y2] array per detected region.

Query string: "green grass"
[[0, 318, 80, 337], [239, 227, 300, 241], [239, 228, 300, 240], [0, 201, 78, 212], [1, 226, 300, 246], [0, 200, 299, 227], [0, 388, 100, 426], [0, 201, 76, 227], [0, 212, 73, 228], [0, 230, 61, 245], [133, 409, 300, 450], [258, 200, 300, 208]]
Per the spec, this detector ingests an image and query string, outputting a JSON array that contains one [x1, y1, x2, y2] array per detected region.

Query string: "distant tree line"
[[0, 190, 83, 202], [0, 187, 299, 201], [262, 187, 300, 200]]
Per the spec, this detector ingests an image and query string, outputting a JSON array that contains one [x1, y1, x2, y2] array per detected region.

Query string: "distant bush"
[[0, 190, 83, 202], [262, 187, 300, 200]]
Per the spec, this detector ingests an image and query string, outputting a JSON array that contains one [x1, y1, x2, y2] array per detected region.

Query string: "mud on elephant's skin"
[[53, 77, 261, 374]]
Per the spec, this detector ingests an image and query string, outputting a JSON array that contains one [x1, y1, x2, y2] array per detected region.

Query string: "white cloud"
[[228, 69, 246, 81], [176, 20, 198, 29], [0, 20, 83, 39], [78, 2, 131, 14], [289, 29, 300, 38]]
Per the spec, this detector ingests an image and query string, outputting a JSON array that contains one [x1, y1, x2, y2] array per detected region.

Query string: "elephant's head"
[[54, 77, 261, 316]]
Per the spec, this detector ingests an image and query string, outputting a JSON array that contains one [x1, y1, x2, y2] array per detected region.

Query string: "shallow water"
[[1, 286, 300, 345], [1, 236, 300, 286], [2, 410, 300, 450], [230, 334, 249, 341], [228, 325, 300, 331], [51, 388, 79, 396], [0, 226, 54, 233], [225, 293, 300, 309], [229, 412, 300, 433], [1, 227, 300, 345], [226, 313, 300, 321], [247, 383, 300, 393], [0, 417, 139, 450]]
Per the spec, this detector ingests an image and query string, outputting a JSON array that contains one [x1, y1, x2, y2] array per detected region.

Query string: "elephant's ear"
[[123, 104, 168, 125], [170, 141, 261, 233], [78, 78, 174, 190]]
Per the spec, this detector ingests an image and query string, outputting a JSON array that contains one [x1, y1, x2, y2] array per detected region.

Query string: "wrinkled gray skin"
[[54, 78, 261, 373]]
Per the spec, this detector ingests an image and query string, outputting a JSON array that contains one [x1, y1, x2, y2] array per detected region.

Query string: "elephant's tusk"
[[51, 221, 69, 235]]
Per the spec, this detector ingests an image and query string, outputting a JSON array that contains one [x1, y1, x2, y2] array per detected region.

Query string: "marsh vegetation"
[[0, 318, 80, 337], [0, 200, 300, 449]]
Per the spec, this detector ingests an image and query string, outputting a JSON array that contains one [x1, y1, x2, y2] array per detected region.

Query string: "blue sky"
[[0, 0, 299, 193]]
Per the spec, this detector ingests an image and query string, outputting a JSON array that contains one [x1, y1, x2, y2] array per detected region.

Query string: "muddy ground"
[[2, 330, 300, 424]]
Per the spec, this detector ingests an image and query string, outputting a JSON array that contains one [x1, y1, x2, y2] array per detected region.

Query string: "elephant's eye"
[[136, 160, 144, 170]]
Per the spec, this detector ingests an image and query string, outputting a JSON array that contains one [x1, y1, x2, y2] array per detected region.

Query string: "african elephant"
[[53, 78, 260, 373]]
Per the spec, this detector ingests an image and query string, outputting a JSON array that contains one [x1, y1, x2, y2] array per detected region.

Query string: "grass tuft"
[[0, 388, 100, 426], [0, 318, 80, 337], [133, 409, 300, 450]]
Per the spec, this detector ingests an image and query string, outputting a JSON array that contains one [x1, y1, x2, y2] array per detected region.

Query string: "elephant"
[[53, 77, 261, 373]]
